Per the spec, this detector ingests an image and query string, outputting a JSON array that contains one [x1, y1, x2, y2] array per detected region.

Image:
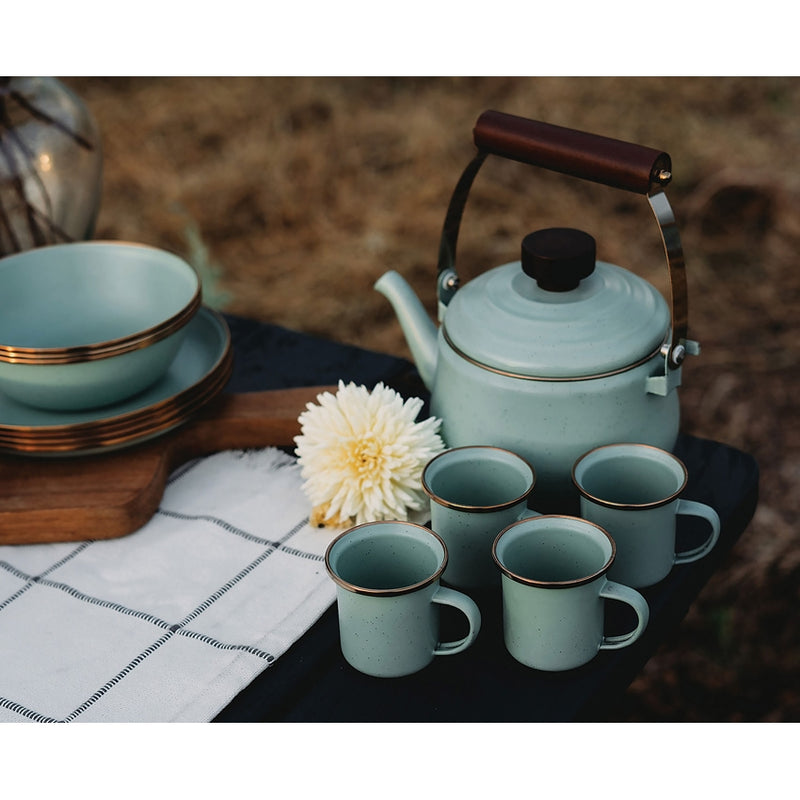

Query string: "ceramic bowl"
[[0, 241, 201, 410]]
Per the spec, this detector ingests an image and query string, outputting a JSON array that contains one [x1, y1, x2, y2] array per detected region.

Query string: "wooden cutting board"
[[0, 386, 335, 545]]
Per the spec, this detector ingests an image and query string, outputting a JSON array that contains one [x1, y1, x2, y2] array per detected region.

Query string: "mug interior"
[[326, 522, 445, 595], [423, 446, 534, 510], [573, 444, 686, 508], [493, 516, 614, 587]]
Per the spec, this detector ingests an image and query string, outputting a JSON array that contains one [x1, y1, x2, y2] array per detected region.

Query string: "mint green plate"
[[0, 306, 231, 453]]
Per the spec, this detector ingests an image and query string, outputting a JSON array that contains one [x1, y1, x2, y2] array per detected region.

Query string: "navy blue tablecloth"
[[214, 314, 759, 722]]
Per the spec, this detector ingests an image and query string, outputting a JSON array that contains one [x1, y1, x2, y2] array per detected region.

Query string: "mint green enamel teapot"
[[375, 111, 700, 512]]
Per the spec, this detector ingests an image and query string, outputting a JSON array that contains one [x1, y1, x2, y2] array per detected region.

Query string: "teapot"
[[375, 111, 700, 512]]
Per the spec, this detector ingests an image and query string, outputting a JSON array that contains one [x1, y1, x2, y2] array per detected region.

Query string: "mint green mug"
[[422, 446, 538, 588], [492, 516, 649, 671], [325, 521, 482, 678], [572, 443, 721, 588]]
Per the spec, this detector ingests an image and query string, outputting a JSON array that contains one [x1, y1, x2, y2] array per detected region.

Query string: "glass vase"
[[0, 77, 103, 257]]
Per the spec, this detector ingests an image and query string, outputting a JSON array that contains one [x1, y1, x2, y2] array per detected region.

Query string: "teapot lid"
[[442, 228, 671, 379]]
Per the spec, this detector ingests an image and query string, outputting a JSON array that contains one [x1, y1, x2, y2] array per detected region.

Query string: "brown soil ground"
[[64, 76, 799, 721]]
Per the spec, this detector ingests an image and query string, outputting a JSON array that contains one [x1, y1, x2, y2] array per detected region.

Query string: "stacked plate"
[[0, 242, 232, 456], [0, 306, 232, 455]]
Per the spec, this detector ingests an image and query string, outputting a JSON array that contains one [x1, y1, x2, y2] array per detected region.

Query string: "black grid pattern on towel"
[[0, 457, 324, 724]]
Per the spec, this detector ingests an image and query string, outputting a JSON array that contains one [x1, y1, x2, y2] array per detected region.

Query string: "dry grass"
[[65, 76, 799, 721]]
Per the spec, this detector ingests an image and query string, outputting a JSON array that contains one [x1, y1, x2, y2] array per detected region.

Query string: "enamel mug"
[[492, 515, 649, 671], [325, 521, 481, 678], [572, 443, 721, 588], [422, 446, 537, 588]]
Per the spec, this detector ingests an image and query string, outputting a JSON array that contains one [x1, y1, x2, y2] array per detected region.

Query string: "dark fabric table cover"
[[213, 314, 759, 722]]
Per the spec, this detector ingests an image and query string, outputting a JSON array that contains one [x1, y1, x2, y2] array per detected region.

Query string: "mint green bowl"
[[0, 242, 201, 411]]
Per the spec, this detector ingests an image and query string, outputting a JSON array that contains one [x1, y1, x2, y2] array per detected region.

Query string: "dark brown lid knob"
[[521, 228, 596, 292]]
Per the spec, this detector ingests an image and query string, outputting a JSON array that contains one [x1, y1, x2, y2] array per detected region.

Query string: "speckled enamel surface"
[[326, 522, 481, 678], [493, 517, 649, 671], [423, 446, 537, 589], [431, 336, 680, 511], [574, 444, 721, 588]]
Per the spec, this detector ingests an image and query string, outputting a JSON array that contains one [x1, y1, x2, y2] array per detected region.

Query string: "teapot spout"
[[374, 270, 438, 390]]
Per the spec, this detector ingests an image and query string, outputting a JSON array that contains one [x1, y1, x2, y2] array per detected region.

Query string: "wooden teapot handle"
[[436, 110, 692, 370], [473, 110, 671, 193]]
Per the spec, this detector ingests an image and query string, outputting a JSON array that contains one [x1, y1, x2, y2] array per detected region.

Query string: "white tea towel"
[[0, 448, 338, 723]]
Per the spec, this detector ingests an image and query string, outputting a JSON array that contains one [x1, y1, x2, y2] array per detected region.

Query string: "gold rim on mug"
[[571, 442, 688, 511], [325, 520, 449, 598], [491, 514, 617, 589], [421, 445, 536, 513]]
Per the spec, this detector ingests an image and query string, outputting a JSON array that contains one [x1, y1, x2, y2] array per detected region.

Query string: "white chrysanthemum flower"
[[294, 381, 445, 528]]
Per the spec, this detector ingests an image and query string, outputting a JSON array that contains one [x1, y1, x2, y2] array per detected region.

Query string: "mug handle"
[[432, 586, 482, 656], [598, 581, 650, 651], [674, 499, 721, 565]]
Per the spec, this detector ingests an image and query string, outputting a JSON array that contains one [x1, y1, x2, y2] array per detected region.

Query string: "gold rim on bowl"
[[0, 288, 202, 365]]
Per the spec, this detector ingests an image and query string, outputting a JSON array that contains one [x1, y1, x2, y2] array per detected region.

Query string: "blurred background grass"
[[65, 76, 799, 721]]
